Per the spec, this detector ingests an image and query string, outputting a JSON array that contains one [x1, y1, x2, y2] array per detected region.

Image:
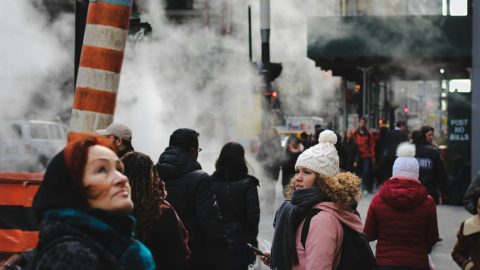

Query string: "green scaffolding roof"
[[307, 15, 472, 80]]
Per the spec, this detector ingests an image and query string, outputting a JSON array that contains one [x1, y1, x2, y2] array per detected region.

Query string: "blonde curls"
[[285, 172, 361, 211]]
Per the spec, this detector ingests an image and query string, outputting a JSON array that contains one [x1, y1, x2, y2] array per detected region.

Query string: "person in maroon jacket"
[[363, 142, 439, 270], [353, 117, 376, 194]]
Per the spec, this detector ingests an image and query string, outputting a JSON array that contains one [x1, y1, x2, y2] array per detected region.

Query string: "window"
[[30, 123, 49, 139], [0, 124, 22, 140], [48, 124, 64, 140]]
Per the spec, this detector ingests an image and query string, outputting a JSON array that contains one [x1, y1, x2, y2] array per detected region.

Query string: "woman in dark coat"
[[210, 142, 260, 270], [30, 134, 155, 270], [122, 152, 190, 270], [341, 128, 359, 173], [281, 136, 304, 189]]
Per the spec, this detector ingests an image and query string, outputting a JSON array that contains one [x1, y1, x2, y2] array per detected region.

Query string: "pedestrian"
[[281, 136, 304, 190], [341, 128, 359, 173], [122, 152, 190, 270], [96, 122, 134, 158], [363, 142, 439, 270], [374, 126, 389, 186], [452, 188, 480, 270], [383, 120, 408, 180], [299, 132, 311, 150], [262, 130, 363, 270], [353, 117, 376, 195], [210, 142, 260, 270], [412, 129, 448, 204], [421, 125, 437, 149], [257, 128, 283, 211], [155, 128, 227, 270], [30, 134, 155, 269]]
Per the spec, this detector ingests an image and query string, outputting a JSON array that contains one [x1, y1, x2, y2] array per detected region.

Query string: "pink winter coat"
[[292, 202, 363, 270]]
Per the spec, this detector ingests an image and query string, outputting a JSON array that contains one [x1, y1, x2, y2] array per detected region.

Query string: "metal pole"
[[472, 0, 480, 180], [260, 0, 270, 64], [248, 6, 252, 63], [70, 0, 133, 139], [362, 67, 367, 118]]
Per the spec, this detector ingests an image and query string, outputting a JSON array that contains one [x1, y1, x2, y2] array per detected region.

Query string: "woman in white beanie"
[[261, 130, 363, 270], [363, 142, 439, 270]]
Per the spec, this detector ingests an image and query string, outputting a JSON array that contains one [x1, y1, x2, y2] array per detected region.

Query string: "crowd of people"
[[5, 120, 479, 270], [257, 118, 468, 206]]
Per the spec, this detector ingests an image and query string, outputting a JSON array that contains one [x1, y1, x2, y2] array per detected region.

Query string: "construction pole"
[[472, 0, 480, 180], [70, 0, 133, 138]]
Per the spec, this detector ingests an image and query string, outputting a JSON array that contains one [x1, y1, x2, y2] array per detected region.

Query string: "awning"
[[307, 15, 472, 80]]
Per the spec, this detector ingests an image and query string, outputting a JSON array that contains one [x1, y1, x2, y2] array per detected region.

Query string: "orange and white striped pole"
[[70, 0, 133, 136]]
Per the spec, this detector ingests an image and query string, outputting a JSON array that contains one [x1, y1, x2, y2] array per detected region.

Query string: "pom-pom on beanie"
[[294, 130, 339, 176], [392, 142, 419, 179]]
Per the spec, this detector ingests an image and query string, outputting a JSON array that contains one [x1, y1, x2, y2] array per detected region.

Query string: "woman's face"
[[294, 166, 317, 189], [82, 145, 133, 213], [346, 129, 354, 139], [426, 130, 434, 143]]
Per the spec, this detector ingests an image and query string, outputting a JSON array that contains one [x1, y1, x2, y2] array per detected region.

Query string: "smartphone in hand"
[[246, 243, 271, 261]]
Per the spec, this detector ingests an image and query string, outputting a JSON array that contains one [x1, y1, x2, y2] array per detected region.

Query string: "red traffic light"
[[354, 84, 361, 92], [263, 91, 279, 97], [403, 106, 409, 113]]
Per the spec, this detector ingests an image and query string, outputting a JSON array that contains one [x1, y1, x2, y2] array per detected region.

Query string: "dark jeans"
[[359, 157, 374, 193]]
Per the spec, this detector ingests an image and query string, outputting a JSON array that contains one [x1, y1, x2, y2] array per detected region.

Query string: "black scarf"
[[271, 188, 329, 270]]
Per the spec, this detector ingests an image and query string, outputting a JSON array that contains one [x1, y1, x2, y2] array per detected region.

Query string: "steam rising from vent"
[[0, 1, 74, 121]]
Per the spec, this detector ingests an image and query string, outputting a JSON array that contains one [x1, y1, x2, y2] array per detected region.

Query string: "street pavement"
[[253, 181, 469, 270]]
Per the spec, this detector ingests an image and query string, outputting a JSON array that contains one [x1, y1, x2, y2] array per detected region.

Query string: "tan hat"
[[95, 122, 132, 141]]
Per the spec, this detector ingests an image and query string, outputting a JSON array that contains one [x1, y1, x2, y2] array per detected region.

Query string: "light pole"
[[472, 0, 480, 180]]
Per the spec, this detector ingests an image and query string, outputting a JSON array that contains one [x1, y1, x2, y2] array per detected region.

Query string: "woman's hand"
[[260, 251, 271, 267]]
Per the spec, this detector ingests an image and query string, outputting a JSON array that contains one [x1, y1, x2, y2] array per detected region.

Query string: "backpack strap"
[[300, 208, 321, 249]]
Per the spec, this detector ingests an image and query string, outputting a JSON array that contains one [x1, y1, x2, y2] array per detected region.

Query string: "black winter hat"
[[32, 150, 88, 221], [169, 128, 199, 151]]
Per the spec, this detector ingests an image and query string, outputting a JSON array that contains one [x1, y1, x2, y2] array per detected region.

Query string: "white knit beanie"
[[392, 142, 419, 179], [295, 130, 339, 176]]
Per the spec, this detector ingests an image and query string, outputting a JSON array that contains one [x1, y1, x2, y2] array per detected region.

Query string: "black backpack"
[[301, 208, 376, 270]]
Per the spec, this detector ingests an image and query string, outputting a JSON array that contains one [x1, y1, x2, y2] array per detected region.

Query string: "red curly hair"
[[63, 132, 115, 197]]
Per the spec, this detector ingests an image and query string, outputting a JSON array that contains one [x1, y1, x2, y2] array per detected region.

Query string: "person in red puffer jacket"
[[363, 142, 439, 270]]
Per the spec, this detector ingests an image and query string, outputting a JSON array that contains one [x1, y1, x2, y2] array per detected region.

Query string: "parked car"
[[0, 120, 67, 172]]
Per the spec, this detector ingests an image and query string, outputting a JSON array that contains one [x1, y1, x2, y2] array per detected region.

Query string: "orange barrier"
[[0, 172, 42, 254]]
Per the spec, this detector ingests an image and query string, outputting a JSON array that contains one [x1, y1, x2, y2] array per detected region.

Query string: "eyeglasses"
[[197, 148, 202, 152]]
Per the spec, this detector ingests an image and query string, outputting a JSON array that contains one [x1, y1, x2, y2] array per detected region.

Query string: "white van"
[[0, 120, 67, 172]]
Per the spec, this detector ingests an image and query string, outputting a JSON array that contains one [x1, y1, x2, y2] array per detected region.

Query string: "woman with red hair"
[[29, 134, 155, 269]]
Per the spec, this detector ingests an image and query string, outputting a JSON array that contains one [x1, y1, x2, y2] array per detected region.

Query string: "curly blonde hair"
[[285, 172, 361, 211]]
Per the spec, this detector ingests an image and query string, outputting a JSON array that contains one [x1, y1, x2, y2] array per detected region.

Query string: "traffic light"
[[403, 106, 409, 113], [268, 63, 282, 82], [263, 91, 280, 109], [354, 84, 361, 93]]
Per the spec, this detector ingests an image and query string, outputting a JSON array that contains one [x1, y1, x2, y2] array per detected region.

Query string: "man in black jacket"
[[384, 121, 408, 179], [412, 130, 448, 204], [155, 128, 227, 270]]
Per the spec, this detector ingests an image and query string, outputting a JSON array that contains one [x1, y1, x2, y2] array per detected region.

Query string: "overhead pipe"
[[70, 0, 133, 138]]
